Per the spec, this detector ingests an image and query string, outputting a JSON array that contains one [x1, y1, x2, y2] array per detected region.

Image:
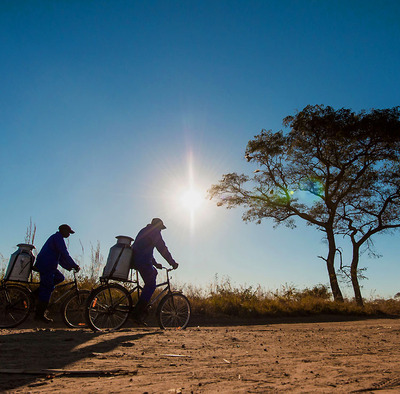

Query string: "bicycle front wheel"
[[86, 283, 132, 332], [61, 290, 90, 328], [0, 284, 32, 328], [157, 292, 191, 330]]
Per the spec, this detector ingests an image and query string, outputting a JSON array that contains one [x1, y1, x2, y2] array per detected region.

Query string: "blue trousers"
[[38, 269, 65, 302], [137, 265, 158, 303]]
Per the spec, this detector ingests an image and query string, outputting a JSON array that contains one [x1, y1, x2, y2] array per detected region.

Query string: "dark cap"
[[59, 224, 75, 234], [151, 218, 166, 229]]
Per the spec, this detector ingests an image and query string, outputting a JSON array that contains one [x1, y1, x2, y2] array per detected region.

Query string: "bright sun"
[[180, 188, 204, 212]]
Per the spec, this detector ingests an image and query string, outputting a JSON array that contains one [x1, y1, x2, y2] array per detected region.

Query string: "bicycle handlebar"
[[160, 266, 176, 273]]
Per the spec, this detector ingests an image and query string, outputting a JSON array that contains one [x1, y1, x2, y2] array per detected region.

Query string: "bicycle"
[[85, 267, 191, 332], [0, 269, 90, 329]]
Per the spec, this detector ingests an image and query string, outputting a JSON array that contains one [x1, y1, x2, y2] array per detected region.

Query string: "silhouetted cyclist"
[[131, 218, 178, 323], [33, 224, 80, 323]]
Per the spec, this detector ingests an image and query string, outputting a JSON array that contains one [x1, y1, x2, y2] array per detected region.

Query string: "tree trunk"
[[326, 230, 344, 302], [326, 256, 344, 302], [351, 244, 364, 307]]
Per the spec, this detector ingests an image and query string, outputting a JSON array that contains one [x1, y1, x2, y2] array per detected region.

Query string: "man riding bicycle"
[[33, 224, 80, 323], [131, 218, 178, 322]]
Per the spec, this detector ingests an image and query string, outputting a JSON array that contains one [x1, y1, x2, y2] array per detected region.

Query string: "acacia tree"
[[338, 191, 400, 306], [209, 105, 400, 303], [333, 110, 400, 305]]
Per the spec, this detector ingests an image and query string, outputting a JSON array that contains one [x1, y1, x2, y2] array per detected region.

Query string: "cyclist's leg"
[[133, 265, 157, 320], [35, 270, 63, 323], [37, 270, 64, 301], [137, 265, 157, 303], [54, 269, 65, 286]]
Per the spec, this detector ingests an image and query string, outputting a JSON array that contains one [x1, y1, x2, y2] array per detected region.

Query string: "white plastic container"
[[102, 236, 134, 281], [5, 243, 36, 282]]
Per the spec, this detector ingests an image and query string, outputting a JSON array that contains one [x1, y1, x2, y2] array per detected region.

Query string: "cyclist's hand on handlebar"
[[73, 266, 81, 273], [154, 262, 163, 269], [170, 262, 179, 270]]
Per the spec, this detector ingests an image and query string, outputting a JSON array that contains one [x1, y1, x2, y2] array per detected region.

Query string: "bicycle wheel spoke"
[[94, 311, 108, 326], [86, 284, 131, 332], [0, 286, 32, 328], [162, 310, 185, 326], [158, 294, 191, 330], [62, 290, 89, 328], [6, 311, 18, 324], [110, 313, 123, 328]]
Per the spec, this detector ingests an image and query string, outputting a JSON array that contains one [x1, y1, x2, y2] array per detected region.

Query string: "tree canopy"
[[209, 105, 400, 303]]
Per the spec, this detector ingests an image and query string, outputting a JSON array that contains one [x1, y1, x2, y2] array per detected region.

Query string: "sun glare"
[[162, 151, 212, 232], [180, 188, 204, 212]]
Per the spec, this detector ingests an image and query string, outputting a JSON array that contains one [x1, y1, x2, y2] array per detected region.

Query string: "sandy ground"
[[1, 316, 400, 393]]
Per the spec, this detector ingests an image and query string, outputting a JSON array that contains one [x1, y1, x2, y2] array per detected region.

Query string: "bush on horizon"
[[1, 262, 400, 318], [180, 276, 400, 318]]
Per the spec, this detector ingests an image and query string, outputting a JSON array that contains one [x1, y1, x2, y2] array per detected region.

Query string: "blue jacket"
[[132, 224, 176, 268], [34, 232, 79, 273]]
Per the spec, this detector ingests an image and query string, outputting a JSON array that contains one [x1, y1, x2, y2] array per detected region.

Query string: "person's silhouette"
[[131, 218, 178, 323], [33, 224, 80, 323]]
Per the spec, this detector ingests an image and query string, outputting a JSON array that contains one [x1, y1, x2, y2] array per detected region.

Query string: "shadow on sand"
[[0, 325, 161, 392]]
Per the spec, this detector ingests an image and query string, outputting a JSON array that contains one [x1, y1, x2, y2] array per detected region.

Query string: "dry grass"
[[181, 277, 400, 318], [2, 257, 399, 318]]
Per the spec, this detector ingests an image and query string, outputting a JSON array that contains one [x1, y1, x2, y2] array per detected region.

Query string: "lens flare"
[[300, 177, 325, 196], [180, 188, 204, 211]]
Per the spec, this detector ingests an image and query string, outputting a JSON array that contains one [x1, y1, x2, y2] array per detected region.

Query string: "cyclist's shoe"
[[34, 301, 53, 324], [130, 299, 149, 326], [131, 315, 148, 327], [34, 313, 54, 324], [130, 307, 149, 321]]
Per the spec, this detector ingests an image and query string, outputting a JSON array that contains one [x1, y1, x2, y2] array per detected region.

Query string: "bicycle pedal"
[[34, 314, 54, 324], [133, 318, 148, 327], [129, 311, 148, 326]]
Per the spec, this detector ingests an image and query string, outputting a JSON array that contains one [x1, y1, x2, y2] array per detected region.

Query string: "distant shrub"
[[184, 277, 400, 318]]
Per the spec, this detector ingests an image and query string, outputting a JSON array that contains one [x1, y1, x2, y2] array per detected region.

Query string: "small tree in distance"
[[209, 105, 400, 304]]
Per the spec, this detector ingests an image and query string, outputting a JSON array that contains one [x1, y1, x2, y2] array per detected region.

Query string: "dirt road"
[[1, 317, 399, 393]]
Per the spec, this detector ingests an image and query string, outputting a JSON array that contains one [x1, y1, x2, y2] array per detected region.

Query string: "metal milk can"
[[4, 243, 36, 282], [102, 236, 134, 281]]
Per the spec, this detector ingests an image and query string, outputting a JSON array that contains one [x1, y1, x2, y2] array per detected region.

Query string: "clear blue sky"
[[1, 1, 399, 298]]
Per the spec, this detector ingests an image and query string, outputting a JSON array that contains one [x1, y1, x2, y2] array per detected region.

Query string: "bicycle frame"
[[6, 270, 82, 307], [100, 267, 176, 310], [86, 265, 191, 331], [48, 274, 80, 306], [148, 268, 174, 308], [1, 270, 89, 329]]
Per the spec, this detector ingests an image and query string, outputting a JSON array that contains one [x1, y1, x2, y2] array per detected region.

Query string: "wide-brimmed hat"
[[151, 218, 166, 229]]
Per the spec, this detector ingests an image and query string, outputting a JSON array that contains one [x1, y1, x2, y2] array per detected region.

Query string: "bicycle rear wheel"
[[157, 292, 191, 330], [0, 284, 32, 328], [61, 290, 90, 328], [86, 283, 132, 332]]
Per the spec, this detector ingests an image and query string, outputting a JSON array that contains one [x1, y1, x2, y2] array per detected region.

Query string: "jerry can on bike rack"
[[102, 236, 134, 281], [4, 243, 36, 282]]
